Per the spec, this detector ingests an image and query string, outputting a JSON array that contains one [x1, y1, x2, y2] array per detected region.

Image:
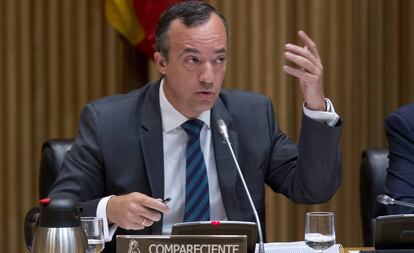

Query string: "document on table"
[[255, 241, 343, 253]]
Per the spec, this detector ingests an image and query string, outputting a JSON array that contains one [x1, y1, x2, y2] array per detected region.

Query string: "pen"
[[162, 197, 171, 204]]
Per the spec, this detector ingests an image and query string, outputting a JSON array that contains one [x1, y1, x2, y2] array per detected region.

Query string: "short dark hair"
[[155, 1, 229, 57]]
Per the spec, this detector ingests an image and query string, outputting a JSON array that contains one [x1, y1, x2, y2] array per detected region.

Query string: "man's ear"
[[154, 52, 167, 75]]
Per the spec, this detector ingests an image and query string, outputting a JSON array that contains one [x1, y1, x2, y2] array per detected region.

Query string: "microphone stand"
[[217, 120, 265, 253], [377, 194, 414, 208]]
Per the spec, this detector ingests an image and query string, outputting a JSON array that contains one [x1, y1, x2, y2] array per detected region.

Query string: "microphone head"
[[217, 119, 229, 139], [377, 194, 395, 205]]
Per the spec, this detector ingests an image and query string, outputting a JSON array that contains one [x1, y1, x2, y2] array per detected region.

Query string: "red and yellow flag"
[[106, 0, 182, 59]]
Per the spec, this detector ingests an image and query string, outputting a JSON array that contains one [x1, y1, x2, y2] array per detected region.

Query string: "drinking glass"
[[304, 212, 335, 252], [81, 217, 105, 253]]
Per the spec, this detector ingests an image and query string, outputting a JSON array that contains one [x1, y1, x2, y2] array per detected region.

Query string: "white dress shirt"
[[159, 80, 228, 234], [97, 79, 340, 241]]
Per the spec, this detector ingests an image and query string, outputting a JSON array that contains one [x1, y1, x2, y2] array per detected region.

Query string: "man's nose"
[[199, 62, 214, 84]]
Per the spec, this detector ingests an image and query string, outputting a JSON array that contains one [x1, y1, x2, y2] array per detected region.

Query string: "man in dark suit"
[[385, 103, 414, 214], [50, 1, 342, 251]]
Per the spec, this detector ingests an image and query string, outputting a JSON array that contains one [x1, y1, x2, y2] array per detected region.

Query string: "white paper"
[[255, 241, 343, 253]]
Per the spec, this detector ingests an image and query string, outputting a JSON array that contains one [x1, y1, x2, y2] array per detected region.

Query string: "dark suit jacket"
[[50, 80, 342, 251], [385, 103, 414, 214]]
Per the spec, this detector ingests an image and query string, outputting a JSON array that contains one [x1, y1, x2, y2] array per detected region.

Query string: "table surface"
[[344, 247, 374, 252]]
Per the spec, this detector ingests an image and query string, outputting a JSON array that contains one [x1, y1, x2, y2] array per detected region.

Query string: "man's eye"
[[186, 57, 199, 64], [215, 57, 226, 64]]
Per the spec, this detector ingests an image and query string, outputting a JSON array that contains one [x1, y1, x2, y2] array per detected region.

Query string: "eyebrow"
[[180, 48, 200, 56], [179, 47, 227, 57], [214, 48, 227, 54]]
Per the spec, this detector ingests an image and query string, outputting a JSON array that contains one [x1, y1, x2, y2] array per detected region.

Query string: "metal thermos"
[[24, 198, 88, 253]]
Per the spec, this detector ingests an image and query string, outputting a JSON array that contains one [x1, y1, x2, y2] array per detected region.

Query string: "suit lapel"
[[139, 81, 164, 234], [211, 97, 244, 221]]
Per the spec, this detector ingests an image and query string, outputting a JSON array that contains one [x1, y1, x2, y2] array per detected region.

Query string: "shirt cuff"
[[303, 98, 340, 127], [97, 195, 118, 242]]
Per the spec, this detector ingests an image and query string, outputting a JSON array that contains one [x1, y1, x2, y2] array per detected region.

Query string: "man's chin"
[[193, 103, 215, 115]]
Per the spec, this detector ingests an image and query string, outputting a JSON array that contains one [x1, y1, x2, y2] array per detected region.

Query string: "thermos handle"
[[24, 207, 40, 251]]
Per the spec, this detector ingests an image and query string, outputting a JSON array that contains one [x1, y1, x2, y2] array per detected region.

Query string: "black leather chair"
[[39, 139, 74, 198], [360, 148, 389, 246], [25, 139, 74, 250]]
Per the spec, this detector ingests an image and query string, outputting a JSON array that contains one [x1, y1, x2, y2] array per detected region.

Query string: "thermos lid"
[[38, 198, 82, 228]]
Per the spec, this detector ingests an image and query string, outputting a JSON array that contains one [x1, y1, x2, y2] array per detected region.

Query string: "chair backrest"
[[39, 139, 74, 198], [360, 148, 389, 246]]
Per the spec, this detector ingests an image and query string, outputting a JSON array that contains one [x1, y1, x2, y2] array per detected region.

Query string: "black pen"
[[162, 197, 171, 204]]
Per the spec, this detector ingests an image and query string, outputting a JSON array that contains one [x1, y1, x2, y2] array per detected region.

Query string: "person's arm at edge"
[[385, 109, 414, 214]]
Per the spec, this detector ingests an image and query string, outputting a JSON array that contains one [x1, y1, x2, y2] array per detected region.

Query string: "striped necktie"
[[181, 119, 210, 222]]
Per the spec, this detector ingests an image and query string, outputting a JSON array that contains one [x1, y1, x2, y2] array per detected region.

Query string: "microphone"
[[217, 119, 265, 253], [377, 194, 414, 208]]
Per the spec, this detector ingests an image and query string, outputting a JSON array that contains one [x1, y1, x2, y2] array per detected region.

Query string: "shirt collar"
[[159, 79, 211, 132]]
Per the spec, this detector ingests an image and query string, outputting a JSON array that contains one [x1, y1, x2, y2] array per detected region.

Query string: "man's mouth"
[[197, 91, 214, 95], [195, 91, 215, 100]]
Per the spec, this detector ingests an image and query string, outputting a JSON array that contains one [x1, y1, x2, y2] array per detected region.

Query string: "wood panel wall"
[[1, 0, 414, 252], [0, 0, 147, 252]]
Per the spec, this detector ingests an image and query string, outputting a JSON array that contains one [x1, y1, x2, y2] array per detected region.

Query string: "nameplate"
[[116, 235, 247, 253]]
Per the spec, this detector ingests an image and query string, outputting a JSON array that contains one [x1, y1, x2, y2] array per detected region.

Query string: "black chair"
[[25, 139, 74, 250], [39, 139, 74, 198], [360, 148, 389, 246]]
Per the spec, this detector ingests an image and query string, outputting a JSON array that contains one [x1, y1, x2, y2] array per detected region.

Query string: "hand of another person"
[[283, 30, 326, 111], [106, 192, 170, 230]]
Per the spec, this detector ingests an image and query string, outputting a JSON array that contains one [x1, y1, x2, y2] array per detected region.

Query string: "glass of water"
[[304, 212, 335, 252], [81, 217, 105, 253]]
